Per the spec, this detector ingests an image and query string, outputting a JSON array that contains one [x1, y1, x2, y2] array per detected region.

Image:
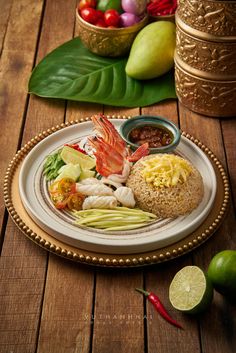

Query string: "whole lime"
[[207, 250, 236, 297]]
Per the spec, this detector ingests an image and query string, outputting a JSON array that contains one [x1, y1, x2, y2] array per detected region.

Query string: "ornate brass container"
[[176, 25, 236, 78], [177, 0, 236, 37], [76, 11, 148, 57], [175, 0, 236, 117]]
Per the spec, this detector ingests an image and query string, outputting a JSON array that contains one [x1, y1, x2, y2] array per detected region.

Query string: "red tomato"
[[96, 9, 104, 19], [80, 7, 99, 24], [104, 9, 120, 27], [77, 0, 96, 11], [95, 18, 107, 27]]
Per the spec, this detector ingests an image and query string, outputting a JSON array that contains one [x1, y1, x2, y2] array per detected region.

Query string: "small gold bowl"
[[76, 10, 149, 57]]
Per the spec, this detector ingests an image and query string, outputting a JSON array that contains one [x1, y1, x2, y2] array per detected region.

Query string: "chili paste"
[[129, 125, 173, 148]]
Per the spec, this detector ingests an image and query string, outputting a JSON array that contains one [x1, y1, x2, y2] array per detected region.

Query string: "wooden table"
[[1, 1, 236, 352]]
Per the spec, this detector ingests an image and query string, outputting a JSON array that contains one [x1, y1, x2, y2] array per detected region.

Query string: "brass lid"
[[177, 0, 236, 37]]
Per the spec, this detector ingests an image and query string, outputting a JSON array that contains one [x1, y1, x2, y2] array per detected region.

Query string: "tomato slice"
[[49, 178, 81, 210], [50, 192, 69, 209], [67, 193, 85, 211], [49, 180, 60, 193], [57, 178, 76, 194]]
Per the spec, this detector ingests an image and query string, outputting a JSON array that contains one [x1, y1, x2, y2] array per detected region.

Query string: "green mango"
[[125, 21, 176, 80]]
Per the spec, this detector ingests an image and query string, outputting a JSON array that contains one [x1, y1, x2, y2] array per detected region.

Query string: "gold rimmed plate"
[[4, 117, 230, 267]]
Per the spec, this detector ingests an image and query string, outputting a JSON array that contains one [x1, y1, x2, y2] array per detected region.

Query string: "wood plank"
[[22, 0, 78, 143], [37, 255, 94, 353], [142, 100, 236, 353], [196, 282, 236, 353], [66, 101, 103, 121], [0, 0, 46, 351], [221, 118, 236, 207], [178, 104, 226, 163], [35, 0, 76, 61], [0, 0, 13, 55], [35, 99, 100, 353], [87, 106, 145, 353], [20, 2, 96, 353], [141, 101, 201, 353], [92, 269, 144, 353], [1, 1, 94, 353], [104, 106, 141, 117], [0, 0, 44, 231], [179, 105, 236, 353], [142, 100, 179, 125], [144, 260, 202, 353], [178, 105, 232, 255], [0, 220, 46, 353]]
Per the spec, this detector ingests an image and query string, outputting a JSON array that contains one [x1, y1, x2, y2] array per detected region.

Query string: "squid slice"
[[82, 196, 117, 210], [79, 177, 102, 185], [76, 183, 113, 196], [114, 186, 136, 208], [100, 177, 122, 189]]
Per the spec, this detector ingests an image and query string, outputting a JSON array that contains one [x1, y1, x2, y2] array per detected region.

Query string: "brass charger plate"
[[4, 117, 230, 267]]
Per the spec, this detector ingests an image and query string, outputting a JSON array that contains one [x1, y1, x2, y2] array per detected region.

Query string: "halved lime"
[[61, 146, 96, 170], [169, 266, 213, 314]]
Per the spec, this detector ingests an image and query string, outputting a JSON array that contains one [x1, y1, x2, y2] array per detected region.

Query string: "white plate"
[[19, 120, 217, 254]]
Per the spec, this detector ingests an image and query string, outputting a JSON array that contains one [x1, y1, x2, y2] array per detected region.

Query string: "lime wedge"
[[169, 266, 213, 314], [61, 146, 96, 170]]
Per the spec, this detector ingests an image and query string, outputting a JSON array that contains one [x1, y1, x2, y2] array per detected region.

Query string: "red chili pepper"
[[147, 0, 177, 16], [135, 288, 183, 329]]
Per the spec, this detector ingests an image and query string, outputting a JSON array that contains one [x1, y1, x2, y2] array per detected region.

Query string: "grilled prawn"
[[88, 114, 149, 181]]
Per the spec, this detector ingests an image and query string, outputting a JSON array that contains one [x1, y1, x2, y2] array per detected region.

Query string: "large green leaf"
[[29, 38, 176, 107]]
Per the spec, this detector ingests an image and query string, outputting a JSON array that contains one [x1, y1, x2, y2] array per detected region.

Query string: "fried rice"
[[126, 154, 204, 218]]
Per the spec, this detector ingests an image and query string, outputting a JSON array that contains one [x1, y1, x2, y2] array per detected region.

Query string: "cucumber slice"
[[55, 163, 81, 181], [79, 169, 96, 180], [61, 146, 96, 170]]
